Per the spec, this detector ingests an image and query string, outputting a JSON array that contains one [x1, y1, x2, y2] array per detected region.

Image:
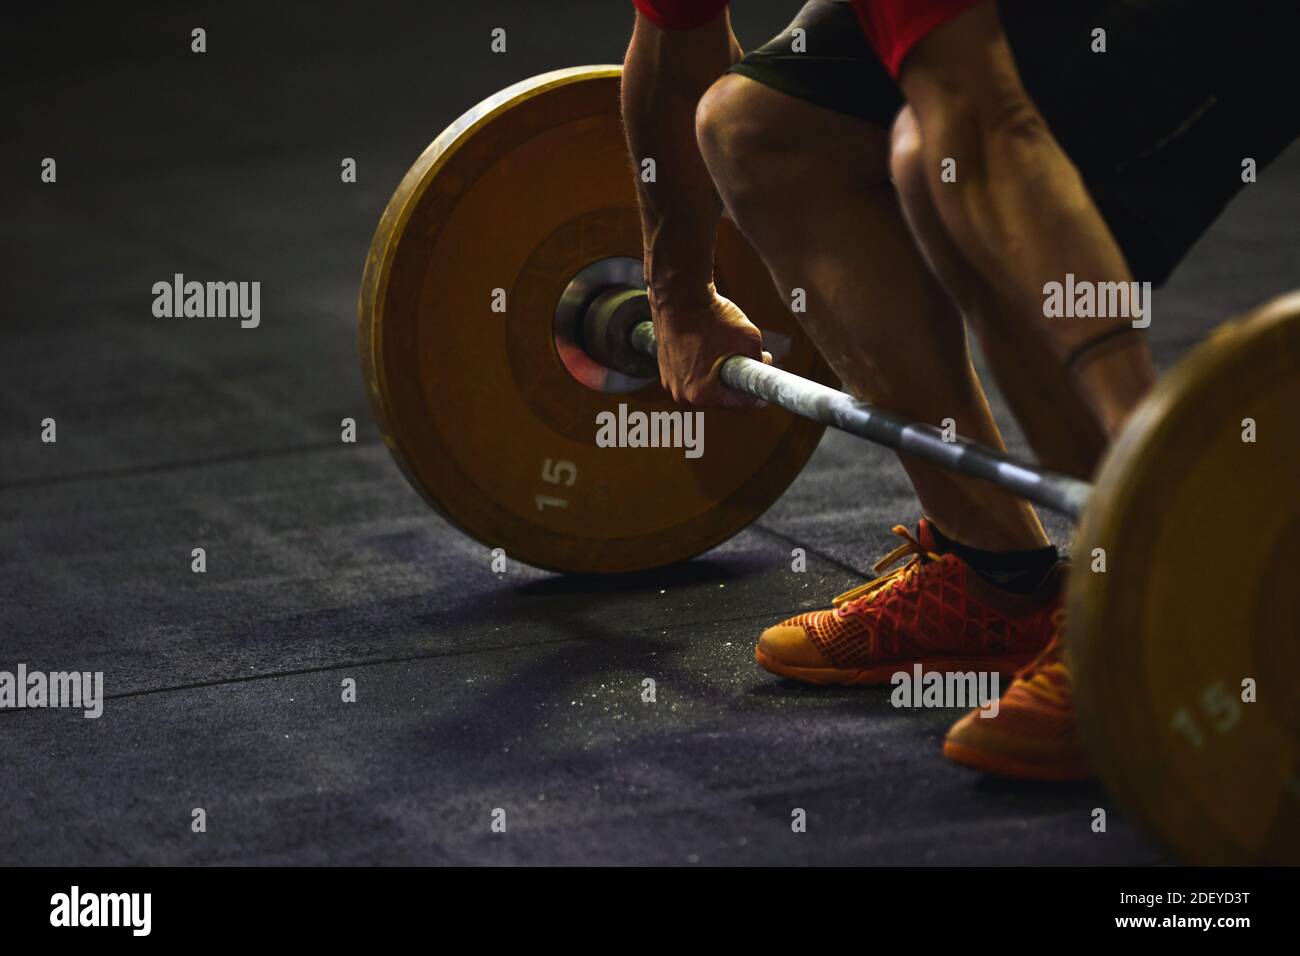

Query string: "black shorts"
[[730, 0, 1300, 285]]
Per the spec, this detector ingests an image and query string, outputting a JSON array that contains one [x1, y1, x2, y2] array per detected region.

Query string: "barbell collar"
[[626, 317, 1093, 521], [580, 285, 660, 379]]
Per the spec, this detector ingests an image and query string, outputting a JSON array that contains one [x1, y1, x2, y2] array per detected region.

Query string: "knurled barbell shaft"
[[622, 315, 1093, 521]]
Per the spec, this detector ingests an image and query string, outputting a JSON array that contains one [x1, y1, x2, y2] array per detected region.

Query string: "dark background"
[[1, 1, 1295, 864]]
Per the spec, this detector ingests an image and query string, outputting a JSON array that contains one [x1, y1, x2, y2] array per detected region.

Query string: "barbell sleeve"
[[627, 318, 1093, 521]]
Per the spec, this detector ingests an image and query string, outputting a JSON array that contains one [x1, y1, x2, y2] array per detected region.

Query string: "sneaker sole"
[[942, 740, 1093, 782], [754, 647, 1039, 686]]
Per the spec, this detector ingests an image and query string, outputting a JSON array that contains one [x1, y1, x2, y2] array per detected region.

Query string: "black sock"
[[928, 523, 1060, 595]]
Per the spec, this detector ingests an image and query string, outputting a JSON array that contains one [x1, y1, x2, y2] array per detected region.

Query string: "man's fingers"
[[718, 389, 758, 410]]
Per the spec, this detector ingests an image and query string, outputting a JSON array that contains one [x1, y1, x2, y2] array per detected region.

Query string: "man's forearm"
[[621, 10, 738, 310]]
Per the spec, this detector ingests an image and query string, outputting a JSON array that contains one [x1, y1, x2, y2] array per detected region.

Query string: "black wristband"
[[1063, 323, 1144, 371]]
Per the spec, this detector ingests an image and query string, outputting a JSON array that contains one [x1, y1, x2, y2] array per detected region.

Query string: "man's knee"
[[694, 74, 778, 183], [902, 80, 1055, 259], [697, 73, 892, 203], [888, 106, 926, 209]]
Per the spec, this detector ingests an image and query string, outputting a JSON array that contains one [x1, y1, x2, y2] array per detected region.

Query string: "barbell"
[[359, 65, 1300, 865]]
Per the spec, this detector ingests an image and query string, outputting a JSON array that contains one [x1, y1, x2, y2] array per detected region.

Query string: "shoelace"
[[831, 525, 941, 617], [1012, 609, 1070, 706]]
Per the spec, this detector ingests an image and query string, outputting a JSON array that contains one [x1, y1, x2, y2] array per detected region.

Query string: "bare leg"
[[895, 2, 1157, 475], [696, 74, 1047, 550]]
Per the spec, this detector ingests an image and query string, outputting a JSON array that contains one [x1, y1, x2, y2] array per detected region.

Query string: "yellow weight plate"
[[359, 66, 834, 573], [1071, 291, 1300, 863]]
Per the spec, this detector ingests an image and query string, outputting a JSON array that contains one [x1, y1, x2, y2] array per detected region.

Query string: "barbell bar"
[[584, 291, 1094, 520]]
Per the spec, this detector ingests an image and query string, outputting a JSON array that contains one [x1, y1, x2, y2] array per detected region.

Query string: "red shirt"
[[631, 0, 984, 78], [631, 0, 729, 31], [847, 0, 984, 76]]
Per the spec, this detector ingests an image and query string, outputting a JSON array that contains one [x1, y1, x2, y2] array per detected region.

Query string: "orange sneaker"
[[942, 614, 1092, 781], [755, 520, 1060, 685]]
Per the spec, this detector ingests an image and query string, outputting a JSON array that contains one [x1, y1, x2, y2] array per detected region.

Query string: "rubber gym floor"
[[4, 2, 1297, 866]]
